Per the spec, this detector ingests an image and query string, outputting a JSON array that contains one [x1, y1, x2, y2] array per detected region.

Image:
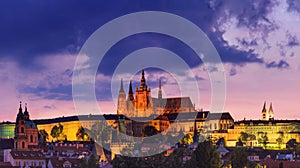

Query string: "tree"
[[87, 154, 99, 168], [261, 133, 269, 149], [50, 123, 66, 141], [230, 147, 248, 168], [179, 133, 193, 146], [38, 129, 49, 142], [286, 139, 298, 150], [187, 140, 222, 168], [87, 121, 112, 149], [142, 125, 159, 137], [76, 126, 90, 141]]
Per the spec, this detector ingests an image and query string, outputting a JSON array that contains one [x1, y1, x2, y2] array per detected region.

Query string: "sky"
[[0, 0, 300, 121]]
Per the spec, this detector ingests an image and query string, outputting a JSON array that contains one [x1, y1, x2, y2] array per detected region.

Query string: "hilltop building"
[[117, 69, 195, 117]]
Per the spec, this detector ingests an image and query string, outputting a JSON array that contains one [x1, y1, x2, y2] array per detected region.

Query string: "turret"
[[268, 103, 274, 120], [16, 101, 24, 124], [23, 103, 30, 120]]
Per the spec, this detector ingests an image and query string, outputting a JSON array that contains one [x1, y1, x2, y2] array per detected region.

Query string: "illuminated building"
[[0, 122, 15, 139], [212, 103, 300, 149], [117, 69, 195, 117]]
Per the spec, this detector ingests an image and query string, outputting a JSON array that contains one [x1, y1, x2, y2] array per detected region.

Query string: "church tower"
[[268, 103, 274, 120], [135, 69, 153, 117], [15, 101, 27, 150], [117, 79, 127, 116], [261, 101, 269, 121], [14, 102, 40, 151]]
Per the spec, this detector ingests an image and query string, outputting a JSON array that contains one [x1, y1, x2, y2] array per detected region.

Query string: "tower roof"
[[269, 102, 274, 113], [139, 69, 147, 91], [128, 80, 134, 101], [262, 101, 267, 112], [119, 78, 125, 93]]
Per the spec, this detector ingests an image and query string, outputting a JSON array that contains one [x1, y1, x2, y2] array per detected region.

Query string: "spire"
[[24, 103, 29, 120], [139, 69, 147, 91], [269, 103, 273, 113], [158, 79, 162, 100], [119, 78, 125, 93], [128, 80, 134, 101], [24, 103, 28, 113], [262, 101, 267, 112], [19, 101, 23, 113]]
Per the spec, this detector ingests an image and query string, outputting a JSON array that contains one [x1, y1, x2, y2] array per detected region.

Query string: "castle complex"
[[117, 69, 195, 117]]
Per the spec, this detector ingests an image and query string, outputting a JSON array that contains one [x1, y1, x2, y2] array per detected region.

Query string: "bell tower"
[[14, 102, 28, 150]]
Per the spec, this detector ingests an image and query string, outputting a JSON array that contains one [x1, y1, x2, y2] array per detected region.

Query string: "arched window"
[[22, 141, 25, 149], [30, 135, 33, 143], [21, 127, 24, 133]]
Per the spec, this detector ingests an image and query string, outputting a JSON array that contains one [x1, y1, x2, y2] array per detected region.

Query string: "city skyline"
[[1, 1, 300, 121]]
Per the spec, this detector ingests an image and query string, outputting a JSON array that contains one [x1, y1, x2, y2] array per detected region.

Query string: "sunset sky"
[[1, 0, 300, 121]]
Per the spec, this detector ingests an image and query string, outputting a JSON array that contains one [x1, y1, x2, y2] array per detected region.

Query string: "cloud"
[[287, 0, 300, 13], [266, 60, 289, 69]]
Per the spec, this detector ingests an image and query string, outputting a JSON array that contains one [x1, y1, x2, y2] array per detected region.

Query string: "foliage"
[[87, 154, 99, 168], [87, 121, 112, 149], [79, 158, 87, 168], [50, 123, 66, 141], [187, 140, 222, 168], [76, 126, 90, 141], [142, 125, 159, 137], [179, 133, 193, 146], [229, 147, 248, 168], [38, 129, 49, 142], [112, 148, 192, 168], [286, 139, 298, 149]]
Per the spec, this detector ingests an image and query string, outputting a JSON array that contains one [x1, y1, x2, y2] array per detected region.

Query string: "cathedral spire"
[[128, 80, 134, 101], [119, 78, 125, 93], [139, 69, 147, 91]]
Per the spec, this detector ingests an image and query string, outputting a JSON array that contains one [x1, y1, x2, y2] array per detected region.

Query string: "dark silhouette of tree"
[[286, 139, 298, 150], [230, 147, 248, 168], [38, 129, 49, 142], [87, 154, 99, 168], [142, 125, 159, 137], [76, 126, 90, 141], [187, 140, 222, 168], [50, 123, 66, 141], [87, 121, 112, 149]]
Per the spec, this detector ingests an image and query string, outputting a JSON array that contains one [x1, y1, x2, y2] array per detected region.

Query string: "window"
[[22, 141, 25, 149], [21, 127, 24, 133]]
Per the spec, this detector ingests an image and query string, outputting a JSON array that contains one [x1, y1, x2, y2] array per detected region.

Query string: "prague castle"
[[117, 69, 195, 117]]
